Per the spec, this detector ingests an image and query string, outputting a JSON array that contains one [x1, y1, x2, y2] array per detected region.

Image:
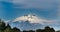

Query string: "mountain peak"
[[13, 14, 39, 23], [24, 14, 36, 18], [13, 14, 49, 24]]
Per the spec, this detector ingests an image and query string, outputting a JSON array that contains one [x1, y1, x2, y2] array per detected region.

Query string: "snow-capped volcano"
[[13, 14, 50, 24], [10, 20, 44, 31], [9, 14, 57, 30]]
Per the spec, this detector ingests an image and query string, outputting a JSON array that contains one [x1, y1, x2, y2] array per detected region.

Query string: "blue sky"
[[0, 0, 59, 20], [0, 0, 60, 31]]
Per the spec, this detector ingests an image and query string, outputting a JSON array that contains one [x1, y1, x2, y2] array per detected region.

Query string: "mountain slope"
[[9, 20, 44, 30]]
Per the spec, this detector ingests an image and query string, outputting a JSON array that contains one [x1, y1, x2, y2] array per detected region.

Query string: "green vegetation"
[[0, 19, 20, 32], [36, 26, 55, 32], [0, 19, 59, 32]]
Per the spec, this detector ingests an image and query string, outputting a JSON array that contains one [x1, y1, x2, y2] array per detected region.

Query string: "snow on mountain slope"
[[9, 14, 57, 30], [13, 14, 52, 24], [10, 20, 44, 30]]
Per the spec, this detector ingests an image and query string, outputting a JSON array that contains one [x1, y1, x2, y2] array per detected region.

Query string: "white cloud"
[[2, 0, 12, 2], [58, 2, 60, 17], [13, 14, 59, 25], [12, 0, 58, 9]]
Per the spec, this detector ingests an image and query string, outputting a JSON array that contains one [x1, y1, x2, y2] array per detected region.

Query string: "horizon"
[[0, 0, 60, 31]]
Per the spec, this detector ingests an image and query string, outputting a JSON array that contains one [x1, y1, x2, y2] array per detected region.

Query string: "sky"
[[0, 0, 60, 31]]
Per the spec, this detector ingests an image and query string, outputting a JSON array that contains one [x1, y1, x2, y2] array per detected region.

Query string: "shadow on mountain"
[[0, 19, 60, 32]]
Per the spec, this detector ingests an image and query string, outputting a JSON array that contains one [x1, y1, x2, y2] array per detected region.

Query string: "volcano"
[[13, 14, 48, 23], [9, 14, 46, 30]]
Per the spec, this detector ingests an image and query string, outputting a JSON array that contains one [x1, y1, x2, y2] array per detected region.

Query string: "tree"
[[0, 20, 6, 30], [56, 30, 60, 32], [4, 27, 12, 32], [50, 28, 55, 32], [36, 29, 44, 32], [44, 26, 55, 32], [12, 27, 20, 32], [0, 19, 21, 32], [36, 29, 42, 32], [4, 24, 12, 32], [6, 24, 11, 28], [23, 30, 28, 32], [28, 30, 35, 32]]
